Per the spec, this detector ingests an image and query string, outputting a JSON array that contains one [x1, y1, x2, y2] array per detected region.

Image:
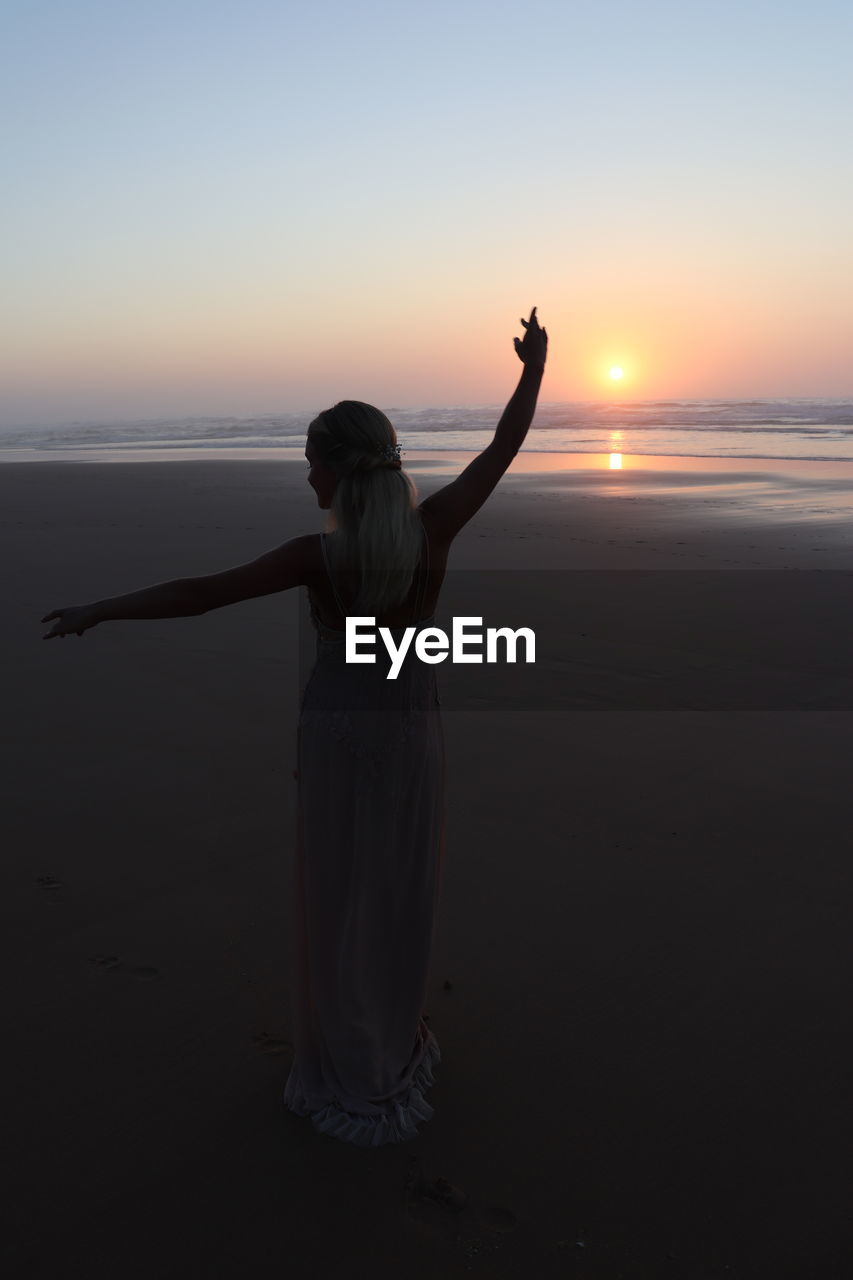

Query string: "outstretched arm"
[[420, 307, 547, 543], [42, 578, 204, 638], [42, 536, 312, 638]]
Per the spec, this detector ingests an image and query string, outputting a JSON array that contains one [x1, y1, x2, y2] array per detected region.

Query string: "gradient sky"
[[3, 0, 852, 426]]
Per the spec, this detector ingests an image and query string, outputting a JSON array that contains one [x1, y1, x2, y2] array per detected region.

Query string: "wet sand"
[[5, 455, 853, 1277]]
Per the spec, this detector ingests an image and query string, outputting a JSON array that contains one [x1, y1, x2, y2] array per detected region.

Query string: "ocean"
[[2, 399, 853, 464]]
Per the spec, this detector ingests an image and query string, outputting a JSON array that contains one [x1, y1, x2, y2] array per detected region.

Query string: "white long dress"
[[283, 521, 446, 1146]]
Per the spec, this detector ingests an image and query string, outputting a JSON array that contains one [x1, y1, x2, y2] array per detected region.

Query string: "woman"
[[41, 307, 548, 1146]]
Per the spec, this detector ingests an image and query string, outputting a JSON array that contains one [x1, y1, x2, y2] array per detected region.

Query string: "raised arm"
[[420, 308, 548, 543]]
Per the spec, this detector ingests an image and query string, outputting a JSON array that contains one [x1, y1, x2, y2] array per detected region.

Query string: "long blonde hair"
[[308, 401, 423, 615]]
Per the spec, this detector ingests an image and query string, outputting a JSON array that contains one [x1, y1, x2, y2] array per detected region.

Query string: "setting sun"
[[609, 366, 625, 381]]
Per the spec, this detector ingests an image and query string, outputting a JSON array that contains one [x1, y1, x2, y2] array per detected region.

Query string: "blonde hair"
[[307, 400, 423, 615]]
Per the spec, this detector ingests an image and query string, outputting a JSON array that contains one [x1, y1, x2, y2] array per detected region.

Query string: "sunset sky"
[[4, 0, 851, 426]]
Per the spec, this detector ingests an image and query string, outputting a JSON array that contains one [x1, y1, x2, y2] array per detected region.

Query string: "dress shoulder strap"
[[320, 533, 349, 617]]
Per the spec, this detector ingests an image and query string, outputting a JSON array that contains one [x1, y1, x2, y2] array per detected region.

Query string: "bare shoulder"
[[257, 531, 320, 575], [417, 441, 516, 543], [194, 532, 320, 612], [416, 499, 451, 550]]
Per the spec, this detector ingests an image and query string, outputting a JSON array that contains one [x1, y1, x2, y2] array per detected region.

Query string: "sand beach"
[[5, 454, 853, 1277]]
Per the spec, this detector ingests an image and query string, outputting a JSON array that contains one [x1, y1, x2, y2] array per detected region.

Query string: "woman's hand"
[[41, 604, 100, 640], [513, 306, 548, 370]]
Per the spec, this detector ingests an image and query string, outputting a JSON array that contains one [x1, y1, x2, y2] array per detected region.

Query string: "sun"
[[609, 366, 624, 381]]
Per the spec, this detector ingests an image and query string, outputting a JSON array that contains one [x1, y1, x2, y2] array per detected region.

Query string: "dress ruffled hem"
[[284, 1032, 441, 1148]]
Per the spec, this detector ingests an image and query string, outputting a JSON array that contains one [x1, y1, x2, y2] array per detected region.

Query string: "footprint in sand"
[[36, 874, 65, 904], [404, 1160, 517, 1249], [253, 1032, 293, 1056], [88, 954, 160, 981]]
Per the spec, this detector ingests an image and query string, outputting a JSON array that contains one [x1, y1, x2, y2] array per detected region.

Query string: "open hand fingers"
[[42, 610, 60, 640], [41, 609, 80, 639], [515, 308, 546, 365]]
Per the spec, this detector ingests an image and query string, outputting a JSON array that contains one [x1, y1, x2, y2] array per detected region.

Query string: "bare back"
[[306, 441, 516, 630]]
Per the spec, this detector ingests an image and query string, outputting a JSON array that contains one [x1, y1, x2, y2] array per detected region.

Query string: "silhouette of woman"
[[41, 307, 548, 1147]]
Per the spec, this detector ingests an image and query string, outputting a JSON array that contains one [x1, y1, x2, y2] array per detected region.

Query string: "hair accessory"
[[378, 443, 402, 464]]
